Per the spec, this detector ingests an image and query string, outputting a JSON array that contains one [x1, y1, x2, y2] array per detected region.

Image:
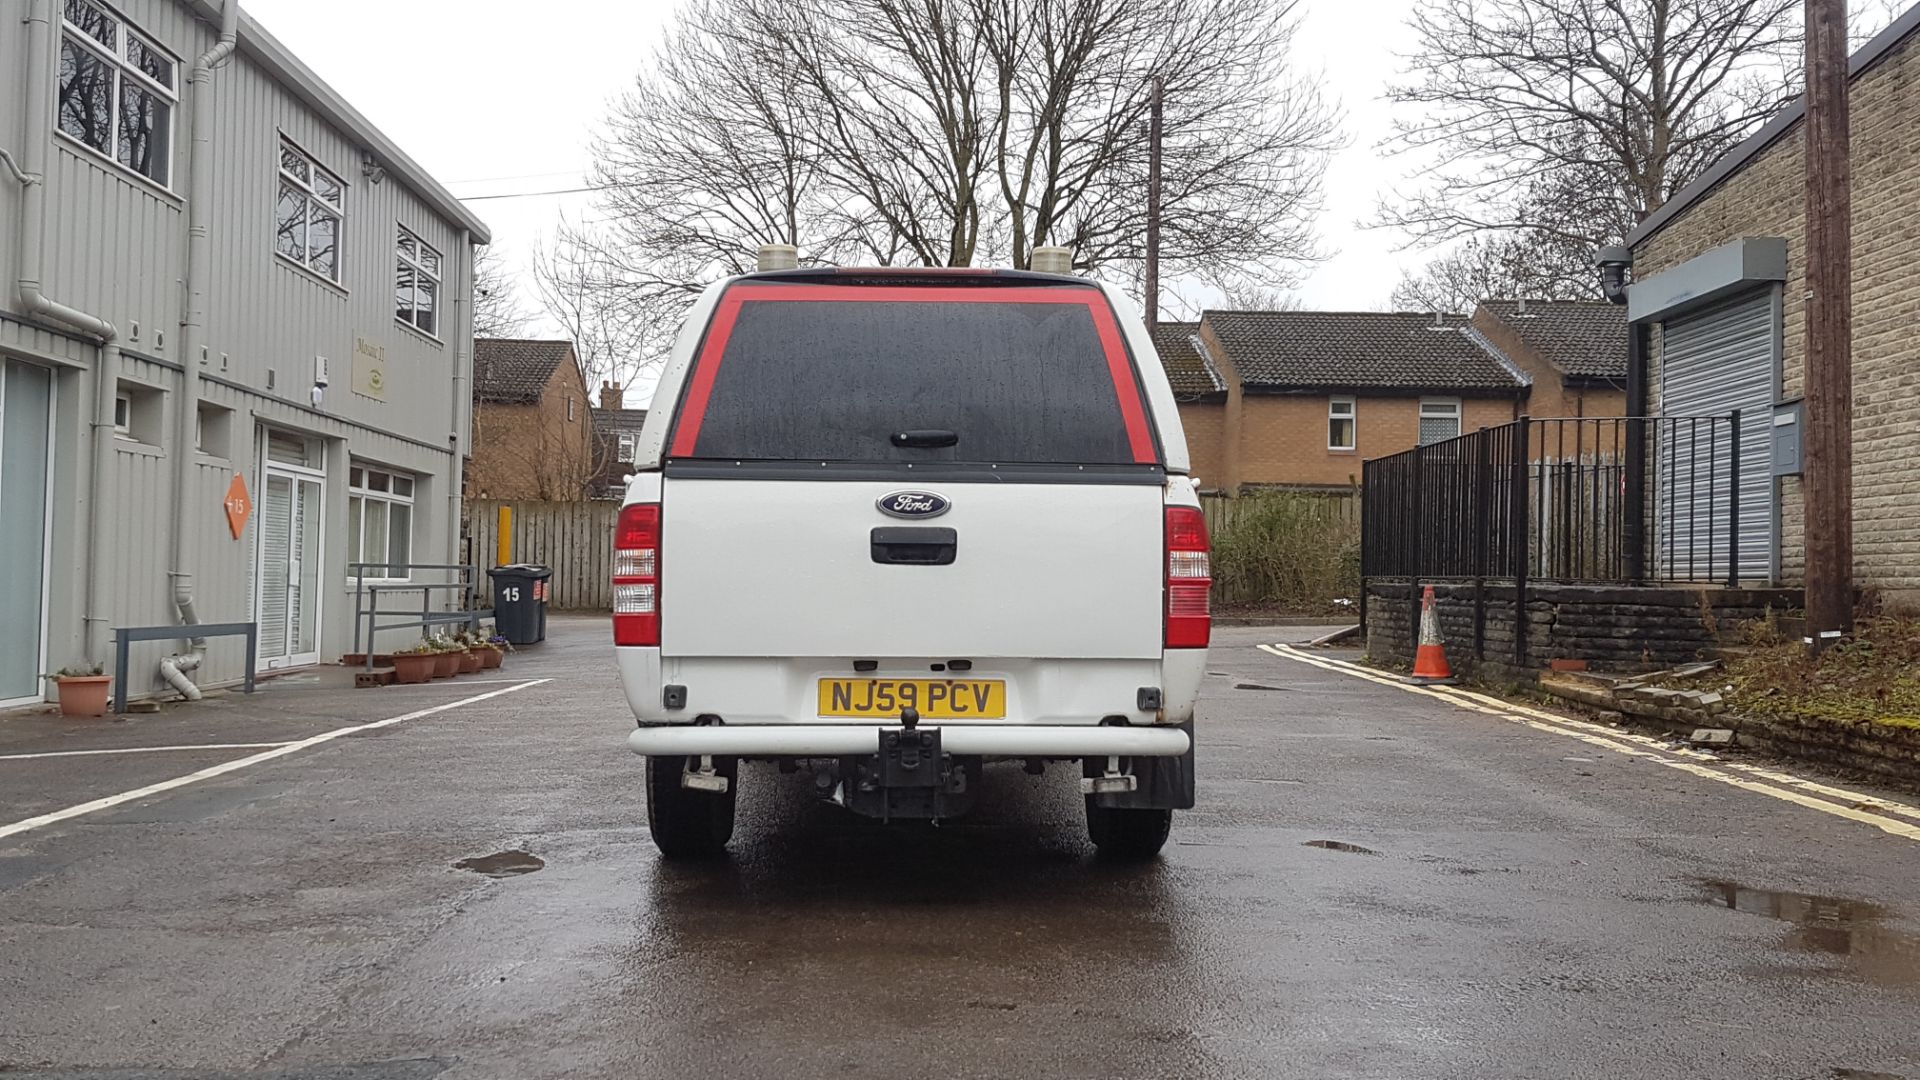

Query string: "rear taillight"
[[1165, 504, 1211, 649], [612, 503, 660, 646]]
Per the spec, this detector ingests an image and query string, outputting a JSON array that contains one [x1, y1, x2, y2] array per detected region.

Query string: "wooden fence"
[[1199, 489, 1359, 536], [464, 500, 619, 610], [464, 490, 1362, 612]]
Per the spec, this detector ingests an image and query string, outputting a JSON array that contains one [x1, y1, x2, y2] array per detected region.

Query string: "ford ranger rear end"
[[615, 265, 1209, 858]]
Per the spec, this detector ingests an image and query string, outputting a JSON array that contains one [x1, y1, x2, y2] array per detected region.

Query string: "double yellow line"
[[1259, 644, 1920, 843]]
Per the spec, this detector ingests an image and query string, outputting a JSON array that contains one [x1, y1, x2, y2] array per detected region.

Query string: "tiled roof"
[[591, 408, 648, 436], [1203, 311, 1526, 393], [1479, 300, 1627, 381], [473, 339, 576, 405], [1149, 321, 1222, 397]]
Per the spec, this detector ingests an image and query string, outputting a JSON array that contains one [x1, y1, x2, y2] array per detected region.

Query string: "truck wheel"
[[1085, 802, 1172, 859], [646, 755, 738, 858]]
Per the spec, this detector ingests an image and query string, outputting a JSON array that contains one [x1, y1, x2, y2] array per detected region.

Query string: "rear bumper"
[[626, 723, 1191, 759]]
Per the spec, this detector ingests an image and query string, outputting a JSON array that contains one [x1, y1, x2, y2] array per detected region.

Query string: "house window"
[[57, 0, 176, 186], [347, 465, 415, 580], [113, 391, 132, 436], [1328, 396, 1356, 450], [276, 139, 344, 282], [617, 432, 637, 462], [1418, 398, 1462, 445], [395, 226, 441, 336]]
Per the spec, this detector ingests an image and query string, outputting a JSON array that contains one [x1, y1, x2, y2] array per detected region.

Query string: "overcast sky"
[[244, 0, 1436, 399]]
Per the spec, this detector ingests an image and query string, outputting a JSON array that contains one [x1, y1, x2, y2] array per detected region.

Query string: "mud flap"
[[1086, 721, 1195, 810]]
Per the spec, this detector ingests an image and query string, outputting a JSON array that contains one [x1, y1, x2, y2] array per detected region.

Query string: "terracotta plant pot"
[[55, 675, 113, 718], [432, 651, 460, 679], [459, 650, 483, 674], [393, 653, 438, 684], [478, 647, 504, 670]]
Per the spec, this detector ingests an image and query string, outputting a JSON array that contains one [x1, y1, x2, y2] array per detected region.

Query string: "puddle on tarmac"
[[1700, 880, 1920, 987], [1234, 682, 1290, 692], [1304, 840, 1380, 855], [454, 850, 545, 878]]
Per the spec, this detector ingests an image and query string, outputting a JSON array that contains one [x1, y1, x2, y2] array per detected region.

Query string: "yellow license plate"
[[817, 678, 1006, 719]]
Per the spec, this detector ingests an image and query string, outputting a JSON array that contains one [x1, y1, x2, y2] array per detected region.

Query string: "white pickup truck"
[[613, 264, 1210, 858]]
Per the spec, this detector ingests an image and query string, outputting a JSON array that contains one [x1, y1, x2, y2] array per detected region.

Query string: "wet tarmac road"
[[2, 618, 1919, 1079]]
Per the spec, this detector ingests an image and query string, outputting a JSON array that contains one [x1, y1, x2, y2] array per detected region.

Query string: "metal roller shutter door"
[[1657, 290, 1775, 581]]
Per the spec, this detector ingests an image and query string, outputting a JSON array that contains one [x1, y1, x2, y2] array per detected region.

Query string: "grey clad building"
[[0, 0, 489, 706]]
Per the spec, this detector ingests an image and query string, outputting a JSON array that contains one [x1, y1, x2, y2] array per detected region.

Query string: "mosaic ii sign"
[[351, 335, 387, 401]]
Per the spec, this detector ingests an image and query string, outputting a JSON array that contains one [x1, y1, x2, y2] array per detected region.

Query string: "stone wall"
[[1364, 581, 1801, 682], [1631, 27, 1920, 610]]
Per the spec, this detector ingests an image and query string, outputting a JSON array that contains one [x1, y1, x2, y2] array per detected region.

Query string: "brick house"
[[1623, 3, 1920, 607], [587, 380, 647, 500], [1470, 300, 1627, 419], [1161, 304, 1625, 493], [1163, 312, 1524, 491], [469, 338, 594, 499]]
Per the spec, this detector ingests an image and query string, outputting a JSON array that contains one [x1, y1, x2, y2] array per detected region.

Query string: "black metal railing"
[[1361, 414, 1744, 588]]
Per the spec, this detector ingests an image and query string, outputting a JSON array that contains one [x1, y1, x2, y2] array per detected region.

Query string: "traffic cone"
[[1410, 584, 1455, 684]]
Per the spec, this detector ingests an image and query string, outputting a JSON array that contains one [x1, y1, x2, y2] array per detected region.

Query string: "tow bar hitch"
[[1081, 755, 1139, 795], [681, 754, 730, 793]]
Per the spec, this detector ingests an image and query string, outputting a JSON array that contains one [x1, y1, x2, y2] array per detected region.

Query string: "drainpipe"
[[448, 230, 471, 610], [17, 0, 122, 666], [159, 0, 241, 700]]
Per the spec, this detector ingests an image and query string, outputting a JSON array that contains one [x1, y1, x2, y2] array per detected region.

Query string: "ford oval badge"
[[877, 490, 950, 519]]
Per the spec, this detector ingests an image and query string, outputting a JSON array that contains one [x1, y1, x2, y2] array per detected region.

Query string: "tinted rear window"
[[676, 293, 1151, 465]]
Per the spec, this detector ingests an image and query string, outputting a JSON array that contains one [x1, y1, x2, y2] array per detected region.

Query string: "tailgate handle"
[[890, 429, 958, 448], [871, 527, 957, 566]]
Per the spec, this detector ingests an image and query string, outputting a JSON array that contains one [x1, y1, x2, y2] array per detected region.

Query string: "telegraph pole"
[[1803, 0, 1853, 646], [1144, 75, 1163, 331]]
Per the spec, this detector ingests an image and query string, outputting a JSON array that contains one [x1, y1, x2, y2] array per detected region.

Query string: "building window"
[[347, 465, 415, 580], [113, 391, 132, 436], [395, 226, 441, 336], [1418, 398, 1462, 445], [57, 0, 176, 186], [276, 139, 344, 282], [617, 432, 638, 462], [1328, 396, 1356, 451]]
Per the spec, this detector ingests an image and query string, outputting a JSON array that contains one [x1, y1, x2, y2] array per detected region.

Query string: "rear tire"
[[1085, 802, 1172, 859], [646, 755, 738, 858]]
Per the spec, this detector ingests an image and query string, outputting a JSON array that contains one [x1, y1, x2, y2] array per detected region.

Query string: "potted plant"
[[392, 643, 439, 684], [450, 629, 485, 674], [49, 664, 112, 718], [477, 635, 510, 670], [430, 637, 461, 679]]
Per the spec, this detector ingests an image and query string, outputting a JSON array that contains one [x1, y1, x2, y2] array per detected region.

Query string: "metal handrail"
[[350, 562, 494, 670], [112, 622, 257, 714]]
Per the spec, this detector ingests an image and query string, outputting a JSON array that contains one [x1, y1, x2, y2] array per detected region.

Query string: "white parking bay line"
[[0, 679, 550, 841], [0, 743, 293, 761], [1259, 644, 1920, 844]]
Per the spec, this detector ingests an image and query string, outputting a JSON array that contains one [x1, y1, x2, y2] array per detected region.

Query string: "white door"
[[256, 433, 325, 668], [0, 361, 55, 706]]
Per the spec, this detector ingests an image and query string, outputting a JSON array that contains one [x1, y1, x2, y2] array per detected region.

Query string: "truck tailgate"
[[660, 478, 1163, 660]]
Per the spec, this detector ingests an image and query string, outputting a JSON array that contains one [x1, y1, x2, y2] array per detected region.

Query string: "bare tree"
[[530, 231, 669, 397], [1380, 0, 1802, 256], [1851, 0, 1908, 46], [471, 245, 531, 339], [1390, 234, 1600, 313], [573, 0, 1339, 307]]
